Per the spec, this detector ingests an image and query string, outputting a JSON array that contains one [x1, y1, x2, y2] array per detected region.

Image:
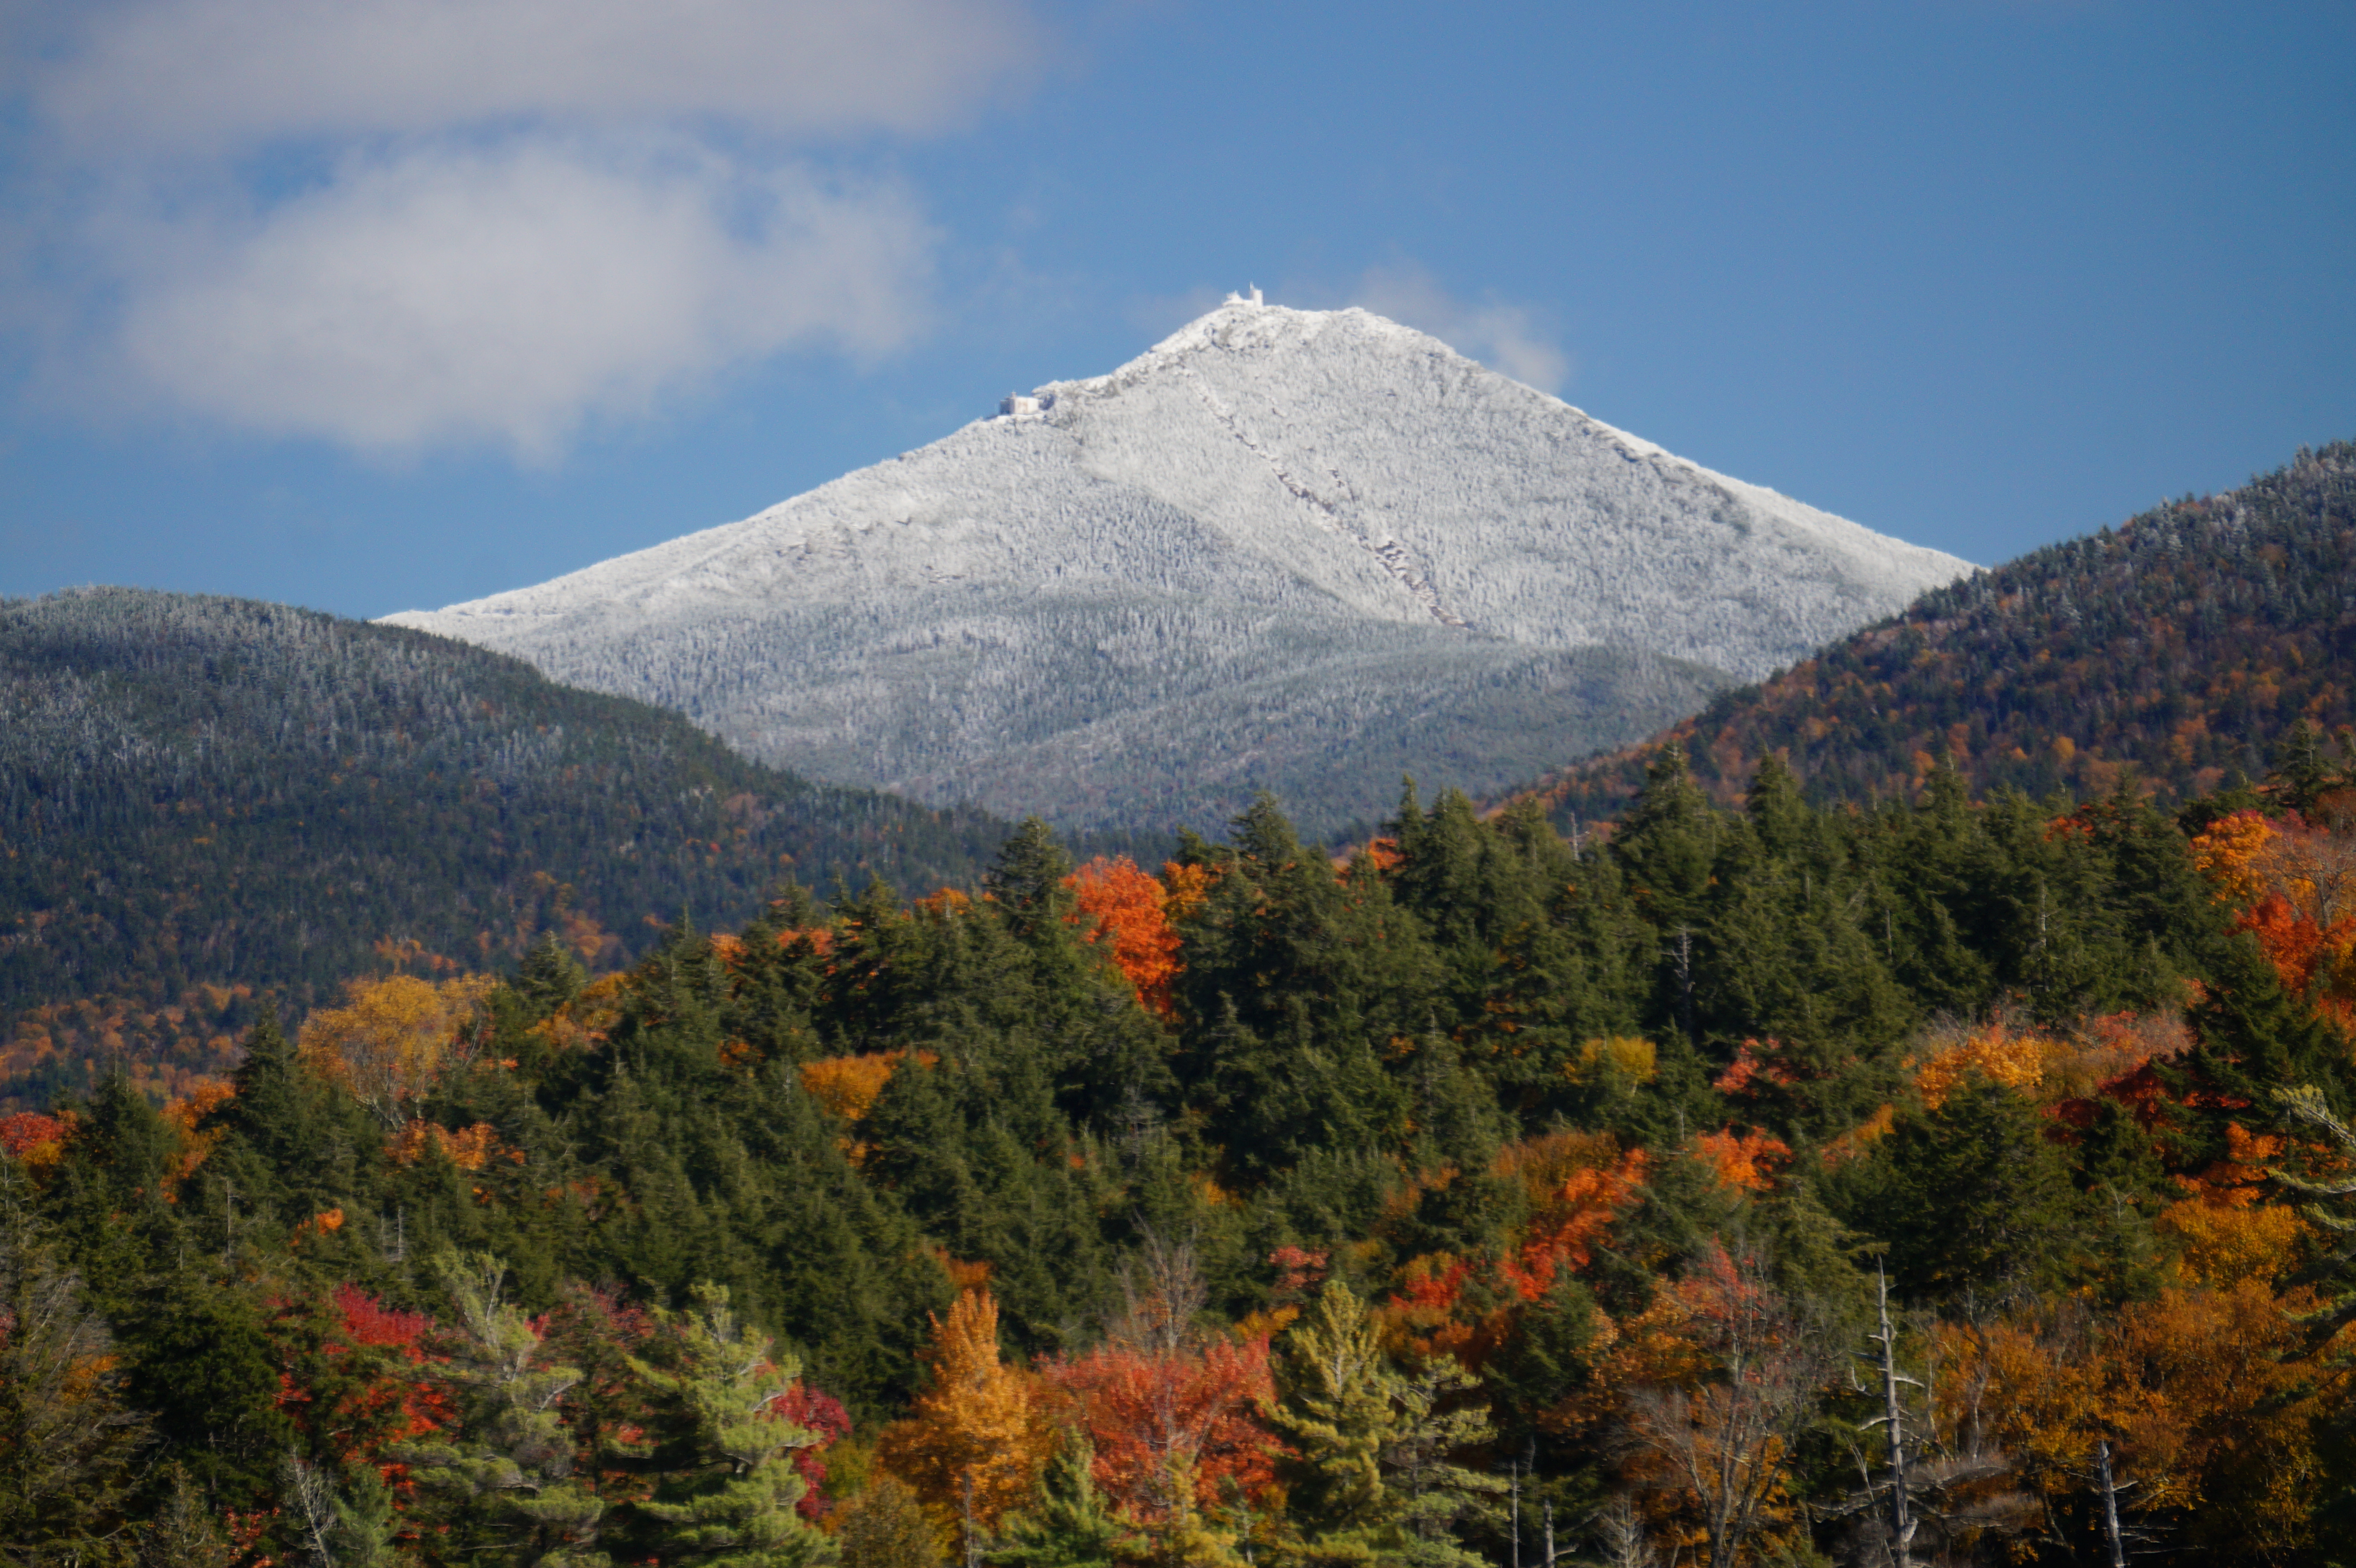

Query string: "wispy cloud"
[[7, 0, 1040, 457], [1345, 262, 1571, 395]]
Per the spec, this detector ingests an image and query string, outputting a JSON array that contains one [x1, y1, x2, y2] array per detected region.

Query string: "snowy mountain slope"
[[384, 301, 1971, 835]]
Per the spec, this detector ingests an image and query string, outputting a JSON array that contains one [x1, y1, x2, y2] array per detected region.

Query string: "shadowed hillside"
[[1, 587, 1039, 1107]]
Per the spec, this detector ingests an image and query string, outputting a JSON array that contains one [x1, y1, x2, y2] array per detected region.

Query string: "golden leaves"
[[298, 972, 494, 1128], [877, 1288, 1058, 1540]]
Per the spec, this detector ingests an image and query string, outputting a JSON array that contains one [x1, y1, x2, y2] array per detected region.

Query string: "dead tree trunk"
[[2095, 1439, 2127, 1568], [1867, 1262, 1919, 1568]]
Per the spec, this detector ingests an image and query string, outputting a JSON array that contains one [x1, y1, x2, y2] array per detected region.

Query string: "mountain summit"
[[384, 301, 1970, 834]]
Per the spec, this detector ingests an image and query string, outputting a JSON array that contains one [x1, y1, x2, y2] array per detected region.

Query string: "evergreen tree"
[[0, 1190, 149, 1564], [991, 1435, 1128, 1568], [1268, 1280, 1503, 1568], [985, 819, 1077, 944], [1837, 1075, 2092, 1306], [394, 1252, 609, 1566], [124, 1268, 298, 1507], [511, 931, 591, 1022], [632, 1284, 836, 1568]]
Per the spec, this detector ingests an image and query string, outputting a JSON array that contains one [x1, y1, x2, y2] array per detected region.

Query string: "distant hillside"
[[0, 588, 1025, 1107], [386, 300, 1966, 837], [1522, 441, 2356, 825]]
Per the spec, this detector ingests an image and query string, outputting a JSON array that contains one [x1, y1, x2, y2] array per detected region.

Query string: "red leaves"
[[1269, 1246, 1330, 1299], [0, 1111, 66, 1163], [1045, 1332, 1278, 1523], [772, 1382, 852, 1518], [334, 1283, 435, 1357]]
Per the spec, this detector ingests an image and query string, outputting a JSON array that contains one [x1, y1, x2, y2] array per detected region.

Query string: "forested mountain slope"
[[11, 764, 2354, 1564], [0, 588, 1020, 1107], [1521, 440, 2356, 827], [386, 299, 1968, 836]]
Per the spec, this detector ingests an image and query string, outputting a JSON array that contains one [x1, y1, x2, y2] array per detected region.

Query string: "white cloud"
[[37, 0, 1039, 154], [9, 0, 1041, 456], [1346, 262, 1571, 395], [112, 141, 931, 457]]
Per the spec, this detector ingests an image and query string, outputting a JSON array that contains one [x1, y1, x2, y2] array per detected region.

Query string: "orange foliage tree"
[[1911, 1021, 2055, 1110], [801, 1052, 918, 1123], [2191, 809, 2356, 1028], [1607, 1243, 1830, 1568], [1688, 1129, 1791, 1195], [877, 1287, 1058, 1556], [1043, 1241, 1279, 1547], [1065, 857, 1185, 1018], [1499, 1138, 1650, 1302], [1940, 1278, 2342, 1561]]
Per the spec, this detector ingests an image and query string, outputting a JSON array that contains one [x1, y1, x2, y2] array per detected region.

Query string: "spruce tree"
[[1841, 1075, 2090, 1306], [125, 1268, 298, 1507], [992, 1435, 1127, 1568]]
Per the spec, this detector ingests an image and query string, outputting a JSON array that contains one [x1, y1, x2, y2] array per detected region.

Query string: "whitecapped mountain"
[[385, 302, 1972, 836]]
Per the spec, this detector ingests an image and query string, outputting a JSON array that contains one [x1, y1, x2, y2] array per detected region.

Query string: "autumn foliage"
[[1044, 1277, 1279, 1530], [298, 973, 496, 1128], [2192, 806, 2356, 1027], [878, 1288, 1058, 1545], [1065, 857, 1186, 1018]]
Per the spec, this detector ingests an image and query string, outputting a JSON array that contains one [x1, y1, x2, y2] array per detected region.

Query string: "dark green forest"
[[0, 588, 1054, 1110], [1527, 440, 2356, 827], [9, 734, 2356, 1566]]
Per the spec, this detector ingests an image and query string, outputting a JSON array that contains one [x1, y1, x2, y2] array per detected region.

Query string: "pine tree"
[[280, 1453, 399, 1568], [1268, 1280, 1503, 1568], [632, 1283, 836, 1568], [394, 1252, 609, 1566]]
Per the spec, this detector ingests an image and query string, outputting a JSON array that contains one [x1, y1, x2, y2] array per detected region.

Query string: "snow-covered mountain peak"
[[383, 306, 1972, 834]]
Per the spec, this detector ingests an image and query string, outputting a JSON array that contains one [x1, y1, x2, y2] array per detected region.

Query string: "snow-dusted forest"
[[387, 303, 1970, 834]]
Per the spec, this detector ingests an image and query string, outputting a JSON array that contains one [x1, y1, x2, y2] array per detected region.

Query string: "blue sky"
[[3, 0, 2351, 621]]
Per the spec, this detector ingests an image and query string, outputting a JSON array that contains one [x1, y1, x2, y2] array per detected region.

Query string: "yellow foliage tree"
[[1939, 1277, 2345, 1560], [1911, 1023, 2053, 1110], [877, 1288, 1057, 1561], [298, 973, 494, 1129]]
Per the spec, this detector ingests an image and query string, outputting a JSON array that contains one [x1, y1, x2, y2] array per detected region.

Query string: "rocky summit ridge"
[[383, 300, 1972, 836]]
